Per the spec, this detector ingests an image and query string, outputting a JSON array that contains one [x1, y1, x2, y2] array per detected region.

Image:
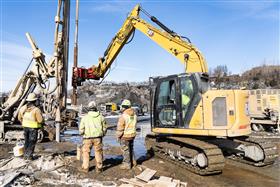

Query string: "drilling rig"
[[0, 0, 74, 142]]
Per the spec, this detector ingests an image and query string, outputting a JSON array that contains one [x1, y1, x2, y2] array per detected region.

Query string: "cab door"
[[152, 75, 181, 128], [179, 74, 200, 129]]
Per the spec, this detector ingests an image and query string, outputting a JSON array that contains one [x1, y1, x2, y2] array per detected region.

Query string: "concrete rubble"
[[0, 154, 117, 187], [120, 168, 187, 187], [0, 152, 187, 187]]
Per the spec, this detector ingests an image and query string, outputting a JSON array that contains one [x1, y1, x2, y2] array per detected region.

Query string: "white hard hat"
[[26, 93, 37, 102], [88, 101, 96, 108], [121, 99, 131, 107]]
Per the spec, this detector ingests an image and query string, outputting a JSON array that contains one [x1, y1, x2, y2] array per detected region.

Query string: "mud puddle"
[[62, 121, 151, 160]]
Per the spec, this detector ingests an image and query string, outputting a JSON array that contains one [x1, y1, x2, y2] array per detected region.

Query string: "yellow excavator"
[[72, 5, 278, 175]]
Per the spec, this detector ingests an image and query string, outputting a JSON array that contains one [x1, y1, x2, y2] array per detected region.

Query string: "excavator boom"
[[72, 4, 207, 85]]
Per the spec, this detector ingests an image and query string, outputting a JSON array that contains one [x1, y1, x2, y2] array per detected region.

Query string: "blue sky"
[[1, 0, 279, 92]]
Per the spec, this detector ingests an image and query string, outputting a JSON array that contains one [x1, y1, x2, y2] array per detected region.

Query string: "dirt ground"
[[77, 144, 280, 187], [1, 131, 279, 187]]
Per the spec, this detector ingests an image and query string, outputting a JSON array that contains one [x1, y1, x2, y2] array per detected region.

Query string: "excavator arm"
[[72, 4, 208, 86]]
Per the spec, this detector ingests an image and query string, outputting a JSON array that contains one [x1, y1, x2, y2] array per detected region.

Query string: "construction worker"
[[79, 101, 107, 173], [181, 79, 192, 120], [18, 93, 43, 160], [117, 99, 137, 170]]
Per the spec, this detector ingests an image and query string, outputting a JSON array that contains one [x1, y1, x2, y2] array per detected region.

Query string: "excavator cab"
[[150, 73, 209, 129]]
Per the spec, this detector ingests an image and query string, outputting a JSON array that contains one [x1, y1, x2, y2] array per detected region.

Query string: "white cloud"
[[1, 41, 53, 91], [2, 41, 52, 61], [3, 41, 32, 61], [220, 1, 279, 20]]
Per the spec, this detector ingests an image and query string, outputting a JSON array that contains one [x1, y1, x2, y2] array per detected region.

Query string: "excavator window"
[[155, 79, 178, 127], [157, 80, 176, 106]]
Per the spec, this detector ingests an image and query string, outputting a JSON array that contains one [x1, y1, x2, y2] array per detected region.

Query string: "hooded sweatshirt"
[[18, 104, 43, 125], [79, 111, 107, 138], [117, 108, 137, 140]]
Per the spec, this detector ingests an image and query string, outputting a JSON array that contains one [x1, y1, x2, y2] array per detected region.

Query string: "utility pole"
[[72, 0, 79, 105]]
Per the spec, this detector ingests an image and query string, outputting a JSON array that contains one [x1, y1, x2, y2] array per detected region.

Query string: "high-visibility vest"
[[22, 109, 41, 128], [82, 113, 104, 138], [123, 113, 137, 136], [182, 94, 190, 106]]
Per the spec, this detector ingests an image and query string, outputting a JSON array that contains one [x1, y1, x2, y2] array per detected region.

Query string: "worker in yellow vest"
[[117, 99, 137, 170], [18, 93, 43, 160], [181, 79, 192, 120], [79, 101, 107, 173]]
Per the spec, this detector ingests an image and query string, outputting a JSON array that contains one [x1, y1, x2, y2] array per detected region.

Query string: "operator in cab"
[[18, 93, 43, 160], [181, 79, 193, 119], [79, 101, 107, 173], [117, 99, 137, 170]]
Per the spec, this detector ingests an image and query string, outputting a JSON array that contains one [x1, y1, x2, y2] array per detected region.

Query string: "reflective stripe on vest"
[[22, 109, 41, 128], [123, 114, 137, 136], [82, 113, 103, 138]]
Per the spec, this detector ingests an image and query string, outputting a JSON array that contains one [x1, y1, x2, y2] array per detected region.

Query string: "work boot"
[[78, 167, 89, 173], [120, 163, 131, 170], [95, 167, 103, 174]]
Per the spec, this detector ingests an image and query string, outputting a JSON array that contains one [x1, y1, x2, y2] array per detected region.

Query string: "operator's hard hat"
[[88, 101, 96, 108], [121, 99, 131, 107], [26, 93, 37, 102]]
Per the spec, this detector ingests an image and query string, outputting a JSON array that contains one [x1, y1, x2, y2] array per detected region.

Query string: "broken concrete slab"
[[147, 179, 177, 187], [135, 168, 157, 182], [179, 182, 188, 187], [32, 154, 64, 171], [120, 178, 146, 187], [121, 167, 187, 187], [158, 176, 173, 183], [0, 157, 28, 171], [0, 158, 13, 168], [37, 171, 117, 187], [0, 171, 20, 187], [119, 184, 134, 187]]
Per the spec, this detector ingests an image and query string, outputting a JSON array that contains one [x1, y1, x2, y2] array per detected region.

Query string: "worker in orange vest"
[[117, 99, 137, 170]]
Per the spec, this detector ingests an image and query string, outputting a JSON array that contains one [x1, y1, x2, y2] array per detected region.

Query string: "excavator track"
[[145, 134, 225, 175], [229, 137, 278, 166]]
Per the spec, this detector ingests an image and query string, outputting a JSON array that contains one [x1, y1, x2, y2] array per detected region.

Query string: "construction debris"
[[0, 153, 120, 187], [135, 168, 157, 182], [0, 171, 21, 187], [0, 157, 28, 171], [120, 168, 187, 187], [32, 154, 65, 171]]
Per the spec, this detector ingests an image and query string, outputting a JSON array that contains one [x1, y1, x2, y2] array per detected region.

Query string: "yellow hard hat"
[[121, 99, 131, 107], [26, 93, 37, 102]]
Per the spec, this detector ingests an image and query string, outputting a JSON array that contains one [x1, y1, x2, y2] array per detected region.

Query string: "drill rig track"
[[145, 134, 225, 175]]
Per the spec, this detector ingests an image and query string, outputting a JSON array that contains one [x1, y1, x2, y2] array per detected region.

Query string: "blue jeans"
[[23, 127, 38, 158]]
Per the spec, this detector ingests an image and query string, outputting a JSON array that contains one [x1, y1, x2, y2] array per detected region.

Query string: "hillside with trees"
[[209, 65, 280, 89], [71, 65, 280, 106]]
